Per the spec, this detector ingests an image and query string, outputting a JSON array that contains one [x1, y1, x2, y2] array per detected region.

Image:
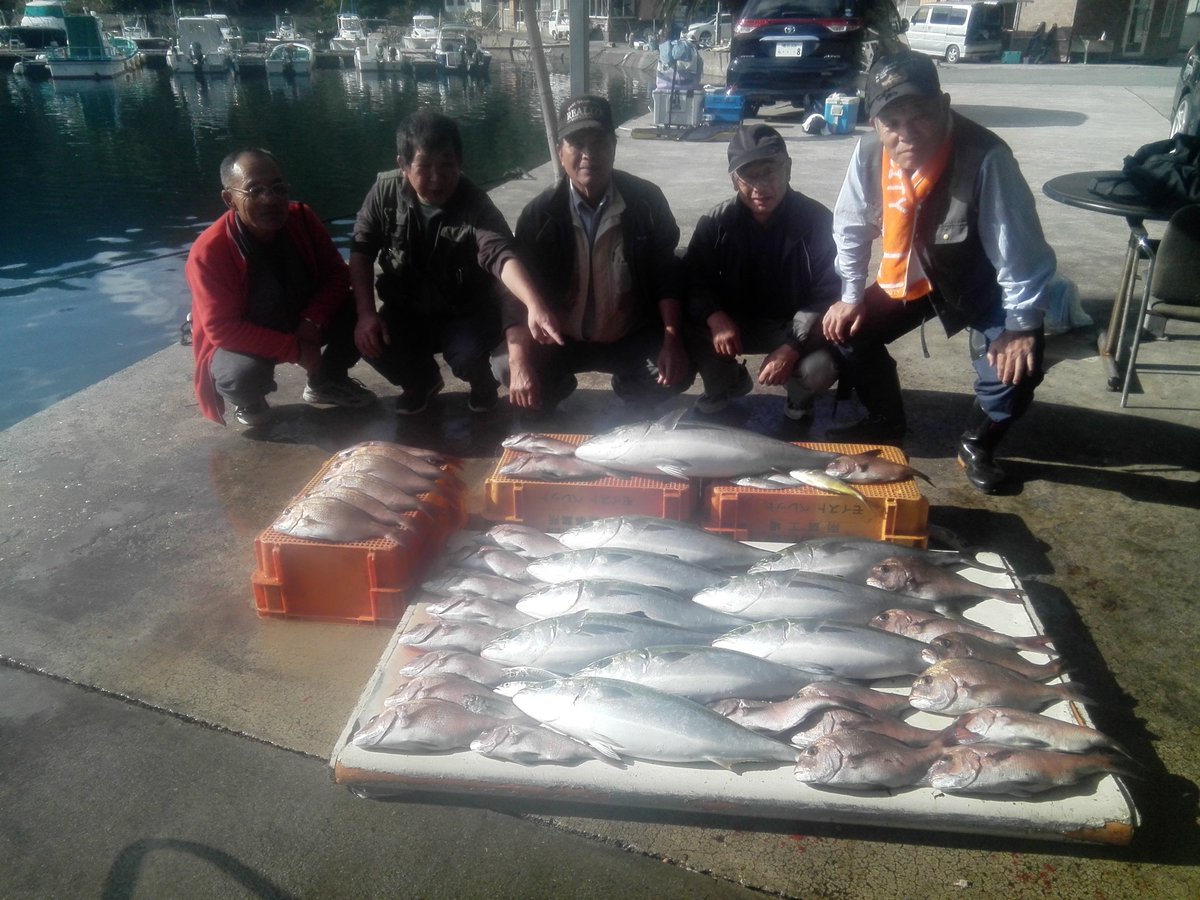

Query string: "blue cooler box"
[[823, 93, 860, 134], [704, 93, 744, 124]]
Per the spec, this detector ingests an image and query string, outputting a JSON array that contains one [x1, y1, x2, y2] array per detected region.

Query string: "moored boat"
[[0, 0, 66, 49], [402, 14, 437, 52], [43, 13, 136, 79], [167, 16, 235, 75], [264, 40, 313, 77], [329, 9, 367, 51], [355, 31, 405, 73]]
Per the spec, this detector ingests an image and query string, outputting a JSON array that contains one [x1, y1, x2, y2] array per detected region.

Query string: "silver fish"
[[558, 515, 769, 569], [577, 645, 833, 703], [421, 568, 532, 601], [908, 659, 1089, 716], [920, 632, 1064, 681], [948, 707, 1130, 756], [788, 706, 944, 749], [315, 471, 434, 514], [713, 618, 930, 680], [470, 723, 613, 766], [384, 674, 525, 722], [787, 468, 870, 504], [869, 608, 1056, 654], [479, 611, 711, 673], [748, 537, 1007, 578], [425, 595, 536, 631], [516, 579, 747, 632], [825, 450, 933, 485], [693, 570, 947, 623], [335, 444, 452, 482], [499, 454, 615, 482], [511, 676, 800, 768], [792, 730, 942, 790], [397, 650, 506, 685], [526, 548, 724, 595], [305, 484, 419, 527], [347, 440, 447, 464], [501, 433, 579, 456], [926, 744, 1131, 797], [492, 666, 560, 697], [351, 698, 510, 752], [733, 476, 801, 491], [485, 524, 566, 559], [718, 682, 911, 733], [574, 410, 837, 480], [445, 544, 534, 582], [329, 453, 444, 495], [395, 620, 505, 655], [868, 556, 1023, 605], [271, 495, 412, 544]]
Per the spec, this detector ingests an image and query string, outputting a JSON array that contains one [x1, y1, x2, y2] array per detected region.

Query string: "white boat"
[[402, 14, 437, 52], [329, 10, 367, 51], [355, 31, 404, 73], [266, 11, 299, 47], [167, 16, 234, 75], [43, 14, 136, 79], [434, 24, 490, 76], [2, 0, 66, 49], [203, 14, 243, 52], [264, 40, 313, 77]]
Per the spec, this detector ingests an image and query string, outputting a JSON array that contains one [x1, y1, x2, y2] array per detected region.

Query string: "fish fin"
[[656, 408, 689, 430], [583, 737, 625, 762], [912, 468, 935, 485], [656, 462, 690, 480], [858, 449, 885, 458]]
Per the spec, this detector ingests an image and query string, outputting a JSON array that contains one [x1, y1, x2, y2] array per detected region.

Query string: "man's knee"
[[210, 349, 276, 401]]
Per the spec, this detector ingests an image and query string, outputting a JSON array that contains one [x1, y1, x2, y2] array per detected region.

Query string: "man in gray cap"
[[822, 51, 1056, 493], [494, 94, 693, 413], [684, 123, 841, 424]]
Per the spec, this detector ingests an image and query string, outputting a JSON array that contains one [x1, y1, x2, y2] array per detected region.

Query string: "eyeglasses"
[[228, 182, 290, 201], [734, 164, 784, 191]]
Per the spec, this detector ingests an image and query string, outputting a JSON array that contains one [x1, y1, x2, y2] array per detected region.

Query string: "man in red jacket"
[[187, 148, 373, 426]]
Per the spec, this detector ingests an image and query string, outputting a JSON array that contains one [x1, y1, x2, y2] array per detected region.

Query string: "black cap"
[[727, 124, 789, 174], [865, 52, 942, 119], [558, 95, 615, 140]]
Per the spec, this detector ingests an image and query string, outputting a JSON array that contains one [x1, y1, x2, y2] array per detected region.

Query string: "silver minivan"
[[904, 2, 1003, 63]]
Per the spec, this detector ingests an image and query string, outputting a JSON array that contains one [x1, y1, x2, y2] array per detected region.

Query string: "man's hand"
[[527, 304, 566, 346], [506, 354, 541, 409], [354, 309, 389, 359], [657, 331, 690, 386], [758, 344, 800, 386], [822, 301, 866, 343], [987, 330, 1038, 385], [707, 311, 742, 357]]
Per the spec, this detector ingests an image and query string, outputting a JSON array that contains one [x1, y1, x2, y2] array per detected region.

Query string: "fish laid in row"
[[749, 536, 1008, 579], [484, 524, 565, 559], [526, 548, 724, 596], [516, 579, 747, 633], [871, 608, 1056, 654], [867, 557, 1023, 605], [558, 515, 770, 570], [908, 659, 1088, 715]]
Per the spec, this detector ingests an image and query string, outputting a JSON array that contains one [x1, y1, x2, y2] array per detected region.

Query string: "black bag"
[[1117, 134, 1200, 210]]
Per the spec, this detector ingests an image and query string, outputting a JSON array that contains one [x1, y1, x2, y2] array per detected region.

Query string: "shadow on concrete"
[[953, 104, 1088, 128], [102, 838, 295, 900]]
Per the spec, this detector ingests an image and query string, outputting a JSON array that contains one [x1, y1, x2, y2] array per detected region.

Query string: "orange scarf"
[[877, 138, 953, 300]]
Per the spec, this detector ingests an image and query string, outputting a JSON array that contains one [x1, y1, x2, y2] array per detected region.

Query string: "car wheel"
[[743, 100, 761, 118], [1170, 95, 1194, 137], [945, 44, 961, 63], [698, 30, 713, 49]]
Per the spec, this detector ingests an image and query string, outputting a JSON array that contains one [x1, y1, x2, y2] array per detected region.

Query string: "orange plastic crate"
[[483, 434, 694, 532], [251, 452, 467, 624], [702, 442, 929, 546]]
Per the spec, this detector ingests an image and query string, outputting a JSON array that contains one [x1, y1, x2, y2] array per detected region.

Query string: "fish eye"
[[805, 746, 819, 756], [918, 675, 932, 685]]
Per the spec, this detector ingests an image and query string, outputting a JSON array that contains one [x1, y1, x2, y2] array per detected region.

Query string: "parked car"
[[547, 9, 570, 41], [904, 1, 1002, 63], [725, 0, 909, 115], [685, 13, 733, 48], [1171, 42, 1199, 136]]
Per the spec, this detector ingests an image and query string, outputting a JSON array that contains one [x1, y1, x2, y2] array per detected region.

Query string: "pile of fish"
[[351, 517, 1132, 798], [270, 441, 465, 545], [497, 411, 930, 495]]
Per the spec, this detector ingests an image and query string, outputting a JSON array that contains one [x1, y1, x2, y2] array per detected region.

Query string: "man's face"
[[223, 153, 290, 241], [401, 146, 461, 207], [732, 156, 790, 221], [557, 128, 616, 202], [872, 93, 951, 171]]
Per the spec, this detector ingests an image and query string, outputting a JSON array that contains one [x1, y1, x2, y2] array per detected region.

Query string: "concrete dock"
[[1, 64, 1197, 898]]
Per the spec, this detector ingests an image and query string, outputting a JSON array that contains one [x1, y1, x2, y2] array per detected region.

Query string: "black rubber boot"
[[827, 356, 906, 443], [957, 402, 1012, 494]]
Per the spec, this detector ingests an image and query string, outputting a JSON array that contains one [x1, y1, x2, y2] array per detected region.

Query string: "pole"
[[521, 0, 562, 184]]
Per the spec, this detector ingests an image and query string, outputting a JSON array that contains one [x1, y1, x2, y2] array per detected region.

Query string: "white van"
[[904, 2, 1004, 63]]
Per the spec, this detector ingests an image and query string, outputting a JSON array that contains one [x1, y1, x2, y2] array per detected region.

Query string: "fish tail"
[[1057, 682, 1093, 707], [1014, 634, 1057, 654]]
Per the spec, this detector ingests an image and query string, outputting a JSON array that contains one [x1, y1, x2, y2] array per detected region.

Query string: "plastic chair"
[[1121, 203, 1200, 406]]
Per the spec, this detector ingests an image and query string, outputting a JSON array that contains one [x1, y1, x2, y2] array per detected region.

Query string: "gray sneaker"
[[303, 375, 376, 408], [234, 400, 270, 426], [785, 399, 813, 423], [694, 366, 754, 414]]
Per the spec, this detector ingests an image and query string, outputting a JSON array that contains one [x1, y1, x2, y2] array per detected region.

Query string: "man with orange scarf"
[[822, 52, 1056, 494]]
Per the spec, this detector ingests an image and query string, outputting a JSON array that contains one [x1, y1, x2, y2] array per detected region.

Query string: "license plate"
[[774, 42, 806, 58]]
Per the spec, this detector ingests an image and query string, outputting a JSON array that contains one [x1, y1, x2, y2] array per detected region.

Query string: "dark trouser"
[[835, 284, 1044, 424], [210, 301, 361, 407], [364, 302, 501, 392], [491, 325, 696, 407], [687, 314, 838, 410]]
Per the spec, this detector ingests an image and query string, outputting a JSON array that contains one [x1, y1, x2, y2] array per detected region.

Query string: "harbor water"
[[0, 60, 651, 431]]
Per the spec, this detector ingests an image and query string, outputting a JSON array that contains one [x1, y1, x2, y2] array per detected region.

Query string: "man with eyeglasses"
[[683, 123, 841, 425], [187, 147, 374, 427], [495, 94, 694, 413], [822, 52, 1056, 493]]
